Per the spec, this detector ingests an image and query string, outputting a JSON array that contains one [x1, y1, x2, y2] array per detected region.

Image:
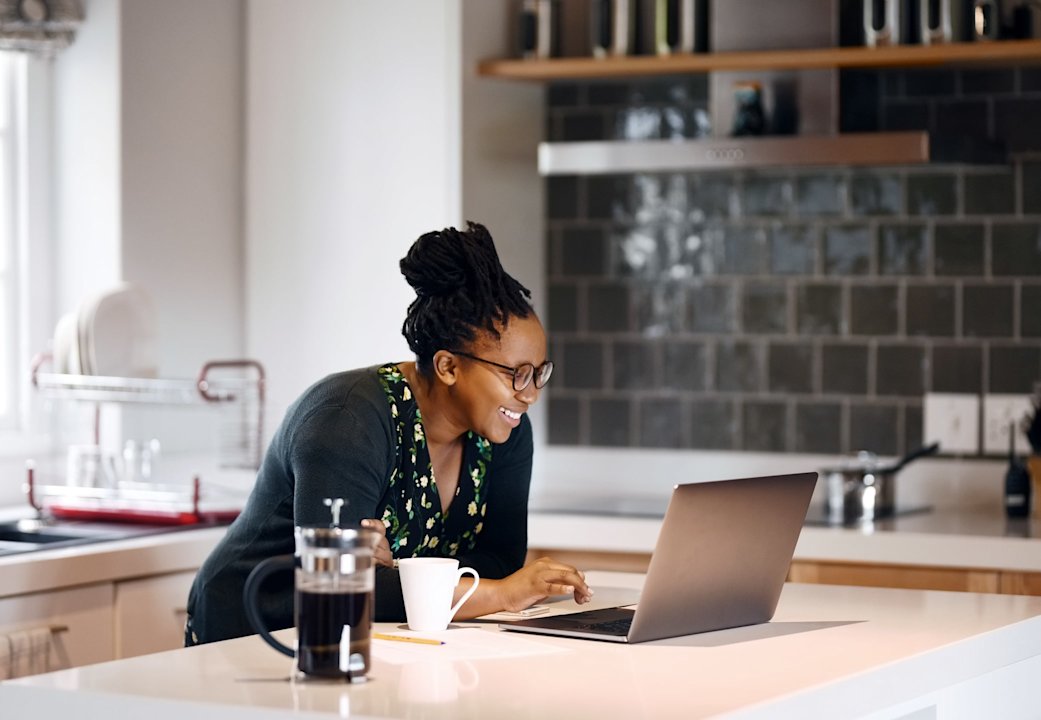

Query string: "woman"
[[186, 222, 592, 645]]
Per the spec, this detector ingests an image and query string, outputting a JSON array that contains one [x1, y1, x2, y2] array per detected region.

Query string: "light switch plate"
[[981, 393, 1033, 456], [923, 393, 980, 455]]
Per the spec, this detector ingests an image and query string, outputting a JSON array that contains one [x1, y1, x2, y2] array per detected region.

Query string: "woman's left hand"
[[360, 519, 393, 568]]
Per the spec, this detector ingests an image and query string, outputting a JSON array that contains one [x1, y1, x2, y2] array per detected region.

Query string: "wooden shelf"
[[478, 39, 1041, 81]]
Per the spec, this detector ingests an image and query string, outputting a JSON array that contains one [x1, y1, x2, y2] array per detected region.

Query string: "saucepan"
[[820, 442, 940, 524]]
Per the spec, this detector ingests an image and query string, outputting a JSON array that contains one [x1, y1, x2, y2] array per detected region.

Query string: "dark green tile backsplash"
[[544, 70, 1041, 456]]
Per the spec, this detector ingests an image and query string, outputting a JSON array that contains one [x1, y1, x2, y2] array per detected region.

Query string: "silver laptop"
[[501, 472, 817, 643]]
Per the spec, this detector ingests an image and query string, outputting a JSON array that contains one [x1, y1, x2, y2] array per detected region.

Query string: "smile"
[[499, 407, 522, 420]]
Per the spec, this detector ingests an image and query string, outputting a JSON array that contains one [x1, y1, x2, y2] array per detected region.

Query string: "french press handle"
[[242, 554, 296, 658]]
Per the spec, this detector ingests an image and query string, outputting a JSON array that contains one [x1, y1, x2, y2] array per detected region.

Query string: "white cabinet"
[[113, 570, 197, 659], [0, 582, 116, 675]]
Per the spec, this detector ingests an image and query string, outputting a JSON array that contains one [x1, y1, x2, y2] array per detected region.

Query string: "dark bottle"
[[1005, 421, 1031, 518], [731, 81, 766, 137]]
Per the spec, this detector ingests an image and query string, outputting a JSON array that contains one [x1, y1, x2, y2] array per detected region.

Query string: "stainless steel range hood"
[[538, 131, 928, 174], [538, 0, 930, 175]]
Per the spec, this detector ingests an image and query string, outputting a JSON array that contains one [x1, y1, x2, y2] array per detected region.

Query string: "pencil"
[[373, 632, 444, 646]]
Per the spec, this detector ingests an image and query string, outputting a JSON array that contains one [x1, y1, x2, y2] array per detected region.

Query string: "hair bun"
[[399, 222, 532, 373], [400, 222, 495, 299]]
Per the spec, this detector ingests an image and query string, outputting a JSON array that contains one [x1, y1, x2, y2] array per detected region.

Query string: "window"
[[0, 52, 21, 430]]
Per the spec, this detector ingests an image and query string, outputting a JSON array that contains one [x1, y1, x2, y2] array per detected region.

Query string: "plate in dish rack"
[[80, 283, 159, 378], [51, 311, 81, 375]]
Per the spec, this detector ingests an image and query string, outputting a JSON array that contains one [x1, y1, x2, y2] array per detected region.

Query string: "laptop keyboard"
[[575, 617, 633, 634], [506, 607, 637, 637]]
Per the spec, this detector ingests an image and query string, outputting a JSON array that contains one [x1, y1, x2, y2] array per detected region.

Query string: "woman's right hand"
[[496, 557, 594, 612], [360, 518, 393, 568]]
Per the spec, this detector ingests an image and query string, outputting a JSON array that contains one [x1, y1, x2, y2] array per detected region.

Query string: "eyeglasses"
[[450, 351, 553, 392]]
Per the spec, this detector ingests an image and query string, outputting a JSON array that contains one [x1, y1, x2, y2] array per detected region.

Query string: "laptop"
[[501, 472, 818, 643]]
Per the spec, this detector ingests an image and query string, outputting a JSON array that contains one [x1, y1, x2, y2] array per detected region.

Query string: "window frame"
[[0, 52, 53, 458], [0, 53, 18, 431]]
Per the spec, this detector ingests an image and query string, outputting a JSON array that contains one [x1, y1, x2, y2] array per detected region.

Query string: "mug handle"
[[243, 554, 296, 658], [447, 566, 480, 623]]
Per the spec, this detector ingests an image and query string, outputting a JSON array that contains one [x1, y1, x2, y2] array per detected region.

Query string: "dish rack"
[[28, 355, 265, 524], [23, 468, 242, 525]]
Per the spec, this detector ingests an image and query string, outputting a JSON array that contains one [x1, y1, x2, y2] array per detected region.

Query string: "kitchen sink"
[[0, 517, 224, 557], [0, 527, 96, 544]]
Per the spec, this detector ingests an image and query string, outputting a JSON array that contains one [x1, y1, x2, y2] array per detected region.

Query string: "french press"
[[243, 498, 381, 681]]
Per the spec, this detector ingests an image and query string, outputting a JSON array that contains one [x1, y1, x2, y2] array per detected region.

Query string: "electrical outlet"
[[982, 394, 1033, 456], [923, 393, 980, 455]]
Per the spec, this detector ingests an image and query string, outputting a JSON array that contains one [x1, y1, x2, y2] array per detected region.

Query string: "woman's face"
[[448, 314, 548, 445]]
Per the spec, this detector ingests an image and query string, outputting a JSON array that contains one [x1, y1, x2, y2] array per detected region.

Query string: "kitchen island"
[[3, 499, 1041, 677], [3, 571, 1041, 719]]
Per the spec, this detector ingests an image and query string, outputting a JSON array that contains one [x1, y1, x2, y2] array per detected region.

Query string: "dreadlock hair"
[[400, 222, 533, 376]]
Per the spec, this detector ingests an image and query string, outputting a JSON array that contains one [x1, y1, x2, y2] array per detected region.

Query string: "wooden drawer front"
[[999, 572, 1041, 596], [789, 561, 1000, 594], [526, 550, 1041, 597]]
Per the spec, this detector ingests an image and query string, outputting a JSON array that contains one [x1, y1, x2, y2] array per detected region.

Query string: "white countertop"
[[4, 571, 1041, 719]]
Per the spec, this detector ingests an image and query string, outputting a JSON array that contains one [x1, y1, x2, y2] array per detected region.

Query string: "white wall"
[[51, 0, 245, 375], [117, 0, 245, 459], [52, 0, 122, 312], [120, 0, 244, 375], [50, 0, 245, 374]]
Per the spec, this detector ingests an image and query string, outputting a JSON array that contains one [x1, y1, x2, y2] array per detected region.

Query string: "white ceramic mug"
[[398, 557, 479, 632]]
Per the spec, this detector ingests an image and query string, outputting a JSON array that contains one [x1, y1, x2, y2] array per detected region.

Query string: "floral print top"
[[376, 363, 492, 559]]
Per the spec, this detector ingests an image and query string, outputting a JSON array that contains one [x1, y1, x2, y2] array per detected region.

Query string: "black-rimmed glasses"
[[450, 351, 553, 391]]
